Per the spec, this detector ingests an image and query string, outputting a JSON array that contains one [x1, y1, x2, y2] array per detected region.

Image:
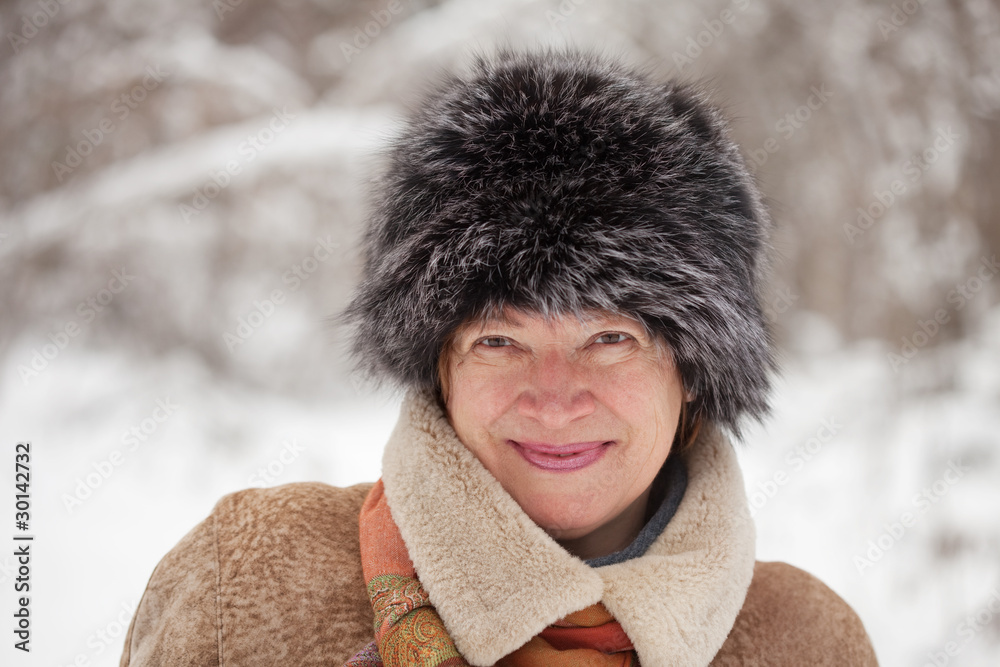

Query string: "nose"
[[515, 349, 596, 429]]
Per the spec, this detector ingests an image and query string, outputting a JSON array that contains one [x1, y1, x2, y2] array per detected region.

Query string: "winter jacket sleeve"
[[119, 513, 221, 666], [712, 561, 879, 666], [119, 482, 376, 667]]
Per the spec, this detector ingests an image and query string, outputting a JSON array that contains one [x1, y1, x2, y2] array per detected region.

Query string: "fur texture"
[[342, 49, 774, 432]]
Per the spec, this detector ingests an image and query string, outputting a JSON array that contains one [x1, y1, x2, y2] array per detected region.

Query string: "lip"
[[509, 440, 612, 472]]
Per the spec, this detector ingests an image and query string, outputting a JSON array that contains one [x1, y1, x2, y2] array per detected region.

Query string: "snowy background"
[[1, 0, 999, 665]]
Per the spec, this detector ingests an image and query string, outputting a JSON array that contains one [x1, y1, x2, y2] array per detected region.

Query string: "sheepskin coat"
[[120, 390, 878, 666]]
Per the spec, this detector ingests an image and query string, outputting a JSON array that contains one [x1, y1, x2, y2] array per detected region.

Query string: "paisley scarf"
[[344, 480, 638, 667]]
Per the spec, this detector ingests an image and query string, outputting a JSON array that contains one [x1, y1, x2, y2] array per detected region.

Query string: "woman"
[[120, 50, 878, 666]]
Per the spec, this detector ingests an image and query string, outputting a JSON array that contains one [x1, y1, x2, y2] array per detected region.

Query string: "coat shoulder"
[[121, 482, 375, 667], [712, 561, 878, 666], [212, 480, 374, 532]]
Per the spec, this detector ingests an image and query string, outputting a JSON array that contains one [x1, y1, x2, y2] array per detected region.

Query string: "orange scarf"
[[344, 480, 637, 667]]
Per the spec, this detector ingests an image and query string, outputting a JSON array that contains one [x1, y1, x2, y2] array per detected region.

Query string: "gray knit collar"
[[585, 454, 688, 568]]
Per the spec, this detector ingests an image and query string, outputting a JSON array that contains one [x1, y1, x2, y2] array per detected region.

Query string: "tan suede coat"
[[121, 390, 878, 666]]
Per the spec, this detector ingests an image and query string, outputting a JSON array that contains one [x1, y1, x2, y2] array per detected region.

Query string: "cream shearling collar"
[[381, 389, 756, 667]]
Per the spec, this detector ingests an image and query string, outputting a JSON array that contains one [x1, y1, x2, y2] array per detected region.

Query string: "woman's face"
[[443, 308, 685, 550]]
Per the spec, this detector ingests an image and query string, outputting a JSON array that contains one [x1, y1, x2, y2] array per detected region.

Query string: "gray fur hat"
[[341, 49, 773, 433]]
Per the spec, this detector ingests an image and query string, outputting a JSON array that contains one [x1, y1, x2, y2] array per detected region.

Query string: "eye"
[[595, 332, 631, 344], [478, 336, 512, 348]]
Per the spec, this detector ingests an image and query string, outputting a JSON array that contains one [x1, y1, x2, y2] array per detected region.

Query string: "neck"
[[554, 486, 652, 560]]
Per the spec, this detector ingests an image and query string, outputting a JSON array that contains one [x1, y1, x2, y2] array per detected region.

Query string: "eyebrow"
[[460, 313, 651, 340]]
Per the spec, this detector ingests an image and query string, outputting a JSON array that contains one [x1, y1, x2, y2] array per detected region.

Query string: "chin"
[[519, 496, 606, 540], [538, 522, 598, 542]]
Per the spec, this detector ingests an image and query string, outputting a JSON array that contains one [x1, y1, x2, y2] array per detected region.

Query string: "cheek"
[[451, 360, 519, 411], [599, 364, 682, 451], [595, 364, 674, 418], [447, 364, 517, 447]]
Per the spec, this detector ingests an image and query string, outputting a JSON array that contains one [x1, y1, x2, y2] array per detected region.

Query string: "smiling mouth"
[[508, 440, 612, 472]]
